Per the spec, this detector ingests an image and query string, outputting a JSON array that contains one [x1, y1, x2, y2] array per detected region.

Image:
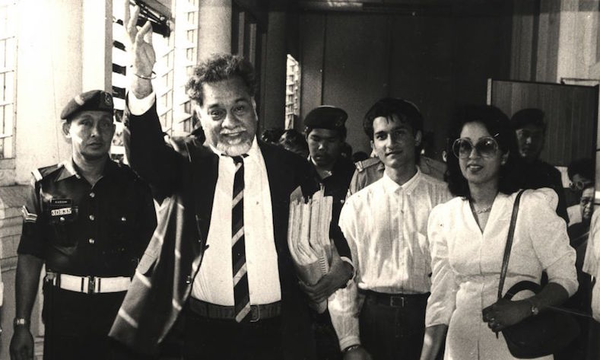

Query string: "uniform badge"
[[21, 206, 37, 223], [49, 199, 73, 217], [103, 92, 113, 107]]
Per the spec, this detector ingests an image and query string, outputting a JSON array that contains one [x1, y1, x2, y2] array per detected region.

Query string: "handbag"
[[496, 190, 580, 359]]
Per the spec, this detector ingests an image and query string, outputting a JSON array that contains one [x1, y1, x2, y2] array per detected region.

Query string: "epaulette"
[[33, 163, 64, 182], [355, 157, 381, 172]]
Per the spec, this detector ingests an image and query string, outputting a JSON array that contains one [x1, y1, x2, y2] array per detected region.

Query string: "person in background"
[[260, 127, 284, 145], [9, 90, 156, 360], [340, 143, 353, 160], [511, 108, 569, 222], [566, 158, 594, 226], [330, 98, 451, 360], [348, 102, 446, 195], [278, 129, 309, 158], [556, 183, 594, 360], [304, 106, 355, 213], [582, 207, 600, 360], [351, 151, 369, 163], [301, 105, 356, 360], [421, 105, 577, 360], [109, 5, 353, 359]]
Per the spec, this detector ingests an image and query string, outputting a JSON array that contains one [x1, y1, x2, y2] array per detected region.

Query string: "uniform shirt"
[[329, 169, 451, 350], [192, 139, 282, 305], [18, 159, 156, 277], [129, 92, 282, 306], [583, 209, 600, 322]]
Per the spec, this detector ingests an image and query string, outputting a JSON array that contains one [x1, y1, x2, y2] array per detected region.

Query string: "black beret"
[[303, 106, 348, 130], [60, 90, 114, 120], [510, 108, 545, 130]]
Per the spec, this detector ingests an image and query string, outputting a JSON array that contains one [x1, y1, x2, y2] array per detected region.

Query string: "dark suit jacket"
[[110, 102, 319, 359]]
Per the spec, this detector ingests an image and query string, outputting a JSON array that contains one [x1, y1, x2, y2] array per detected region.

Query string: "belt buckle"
[[45, 272, 58, 286], [250, 305, 261, 323], [390, 296, 405, 307], [88, 276, 96, 294]]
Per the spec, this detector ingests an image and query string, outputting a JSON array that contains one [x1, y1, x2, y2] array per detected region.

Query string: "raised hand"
[[123, 1, 156, 98]]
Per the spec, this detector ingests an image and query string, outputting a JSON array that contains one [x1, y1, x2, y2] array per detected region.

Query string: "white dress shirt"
[[129, 93, 281, 306], [329, 169, 451, 350], [426, 189, 577, 360], [583, 209, 600, 322]]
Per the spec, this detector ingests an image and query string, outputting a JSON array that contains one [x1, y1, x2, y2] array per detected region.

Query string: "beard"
[[216, 135, 253, 156]]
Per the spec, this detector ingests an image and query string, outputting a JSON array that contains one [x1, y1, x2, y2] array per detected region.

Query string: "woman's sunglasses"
[[452, 136, 500, 159]]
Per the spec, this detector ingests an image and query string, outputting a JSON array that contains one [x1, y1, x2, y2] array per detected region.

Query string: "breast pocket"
[[108, 210, 135, 248], [46, 206, 79, 247]]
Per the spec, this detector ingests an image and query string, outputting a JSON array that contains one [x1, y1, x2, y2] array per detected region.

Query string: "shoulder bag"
[[497, 190, 580, 359]]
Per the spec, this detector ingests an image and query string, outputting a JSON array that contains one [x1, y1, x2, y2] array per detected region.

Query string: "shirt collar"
[[55, 157, 116, 182], [381, 167, 421, 194], [56, 159, 80, 181]]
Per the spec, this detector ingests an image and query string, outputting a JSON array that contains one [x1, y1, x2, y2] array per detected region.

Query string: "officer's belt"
[[45, 271, 131, 294], [188, 297, 282, 322]]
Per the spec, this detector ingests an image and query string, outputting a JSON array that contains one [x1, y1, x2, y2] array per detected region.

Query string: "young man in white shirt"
[[329, 98, 451, 360]]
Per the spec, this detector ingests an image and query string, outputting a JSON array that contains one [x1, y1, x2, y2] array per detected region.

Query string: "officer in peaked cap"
[[10, 90, 156, 360], [301, 105, 356, 360]]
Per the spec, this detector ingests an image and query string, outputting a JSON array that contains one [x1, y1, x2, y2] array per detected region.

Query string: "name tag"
[[51, 207, 72, 216]]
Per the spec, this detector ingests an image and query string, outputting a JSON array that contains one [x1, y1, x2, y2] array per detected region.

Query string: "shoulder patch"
[[21, 206, 38, 223], [355, 157, 381, 172]]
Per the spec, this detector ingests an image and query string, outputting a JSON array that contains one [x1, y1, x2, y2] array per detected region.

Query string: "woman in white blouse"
[[420, 105, 578, 360]]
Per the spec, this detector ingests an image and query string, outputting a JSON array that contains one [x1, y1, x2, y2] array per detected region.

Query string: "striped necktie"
[[231, 155, 251, 322]]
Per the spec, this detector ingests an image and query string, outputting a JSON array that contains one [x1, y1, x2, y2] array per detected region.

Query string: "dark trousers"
[[182, 306, 284, 360], [359, 291, 429, 360], [312, 309, 342, 360], [42, 284, 135, 360]]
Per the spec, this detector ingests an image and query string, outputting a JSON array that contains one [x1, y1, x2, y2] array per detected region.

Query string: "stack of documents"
[[287, 189, 333, 313]]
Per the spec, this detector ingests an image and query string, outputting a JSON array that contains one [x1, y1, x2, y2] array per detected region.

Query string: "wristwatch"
[[13, 318, 29, 328], [342, 344, 361, 354]]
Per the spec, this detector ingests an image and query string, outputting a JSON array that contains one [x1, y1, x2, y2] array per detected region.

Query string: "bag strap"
[[497, 190, 525, 300]]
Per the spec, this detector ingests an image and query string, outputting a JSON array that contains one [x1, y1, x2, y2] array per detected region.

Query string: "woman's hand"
[[482, 298, 531, 333]]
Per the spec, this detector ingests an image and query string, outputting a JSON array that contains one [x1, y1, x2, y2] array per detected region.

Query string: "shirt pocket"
[[46, 206, 79, 247], [107, 209, 135, 250]]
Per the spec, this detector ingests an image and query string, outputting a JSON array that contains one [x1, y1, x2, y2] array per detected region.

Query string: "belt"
[[363, 290, 430, 308], [45, 272, 131, 294], [189, 298, 281, 322]]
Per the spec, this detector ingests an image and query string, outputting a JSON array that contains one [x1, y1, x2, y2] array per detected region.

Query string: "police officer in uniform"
[[9, 90, 157, 360]]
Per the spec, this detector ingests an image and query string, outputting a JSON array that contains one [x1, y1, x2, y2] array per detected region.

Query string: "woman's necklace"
[[472, 205, 492, 215]]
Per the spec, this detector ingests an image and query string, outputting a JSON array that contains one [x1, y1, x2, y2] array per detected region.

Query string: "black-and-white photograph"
[[0, 0, 599, 359]]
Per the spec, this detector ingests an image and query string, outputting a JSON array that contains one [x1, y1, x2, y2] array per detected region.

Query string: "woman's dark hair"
[[567, 157, 594, 182], [445, 105, 522, 198]]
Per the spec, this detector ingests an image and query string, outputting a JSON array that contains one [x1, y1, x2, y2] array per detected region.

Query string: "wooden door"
[[487, 79, 598, 168]]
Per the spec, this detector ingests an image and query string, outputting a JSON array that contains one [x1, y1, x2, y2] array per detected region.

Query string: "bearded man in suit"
[[109, 4, 353, 360]]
